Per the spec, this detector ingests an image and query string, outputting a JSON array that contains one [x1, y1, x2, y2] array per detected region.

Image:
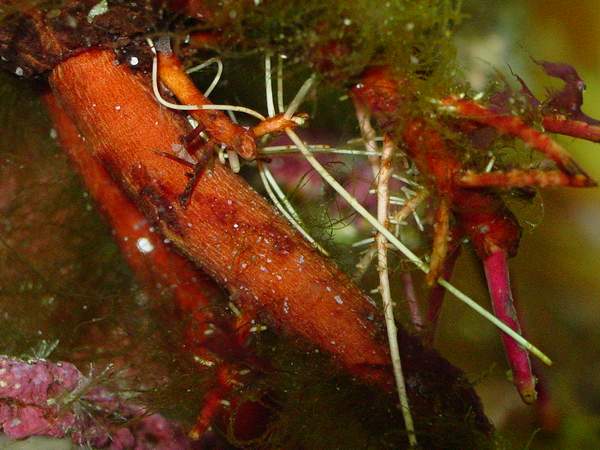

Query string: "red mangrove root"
[[45, 49, 493, 437], [49, 49, 393, 387]]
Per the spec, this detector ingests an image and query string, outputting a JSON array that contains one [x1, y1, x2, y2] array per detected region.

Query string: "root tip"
[[518, 382, 539, 405]]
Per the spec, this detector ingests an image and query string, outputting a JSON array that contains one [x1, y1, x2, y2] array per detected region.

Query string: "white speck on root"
[[136, 237, 154, 254]]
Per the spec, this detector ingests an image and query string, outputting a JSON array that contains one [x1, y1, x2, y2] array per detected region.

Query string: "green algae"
[[0, 73, 207, 427]]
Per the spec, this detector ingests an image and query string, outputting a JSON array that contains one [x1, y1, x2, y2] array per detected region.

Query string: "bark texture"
[[49, 49, 393, 385]]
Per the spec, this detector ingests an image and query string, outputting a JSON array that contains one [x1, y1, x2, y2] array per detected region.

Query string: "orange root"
[[50, 49, 394, 388], [156, 42, 257, 159]]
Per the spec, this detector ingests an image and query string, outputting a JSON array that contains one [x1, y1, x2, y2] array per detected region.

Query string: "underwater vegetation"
[[0, 0, 599, 448]]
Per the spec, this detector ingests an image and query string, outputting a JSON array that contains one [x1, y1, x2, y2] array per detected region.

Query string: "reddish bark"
[[156, 43, 257, 159], [49, 49, 393, 387]]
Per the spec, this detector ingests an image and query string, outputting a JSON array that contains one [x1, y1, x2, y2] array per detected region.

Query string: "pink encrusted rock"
[[0, 357, 80, 407], [109, 427, 136, 449], [1, 405, 71, 439], [130, 414, 191, 450], [0, 356, 191, 449]]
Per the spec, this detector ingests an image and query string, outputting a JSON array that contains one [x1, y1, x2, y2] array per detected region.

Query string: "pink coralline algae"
[[0, 356, 191, 449]]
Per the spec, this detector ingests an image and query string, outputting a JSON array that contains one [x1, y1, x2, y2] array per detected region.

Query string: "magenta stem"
[[484, 250, 537, 403]]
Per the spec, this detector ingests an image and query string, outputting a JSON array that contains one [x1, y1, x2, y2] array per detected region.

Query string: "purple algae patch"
[[0, 356, 191, 449]]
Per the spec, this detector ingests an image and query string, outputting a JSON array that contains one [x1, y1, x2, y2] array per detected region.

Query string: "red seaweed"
[[483, 250, 536, 404]]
